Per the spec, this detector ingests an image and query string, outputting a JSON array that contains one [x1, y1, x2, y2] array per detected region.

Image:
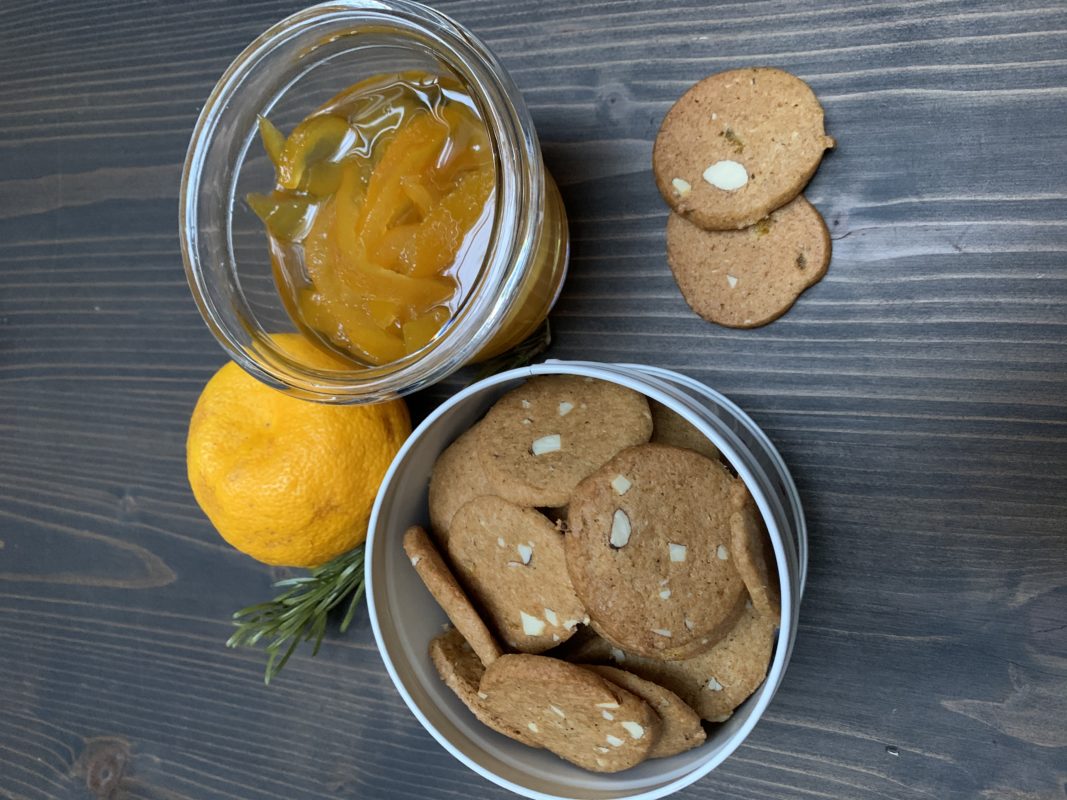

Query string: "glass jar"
[[180, 0, 569, 403]]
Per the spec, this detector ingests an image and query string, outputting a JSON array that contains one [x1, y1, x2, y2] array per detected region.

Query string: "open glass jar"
[[180, 0, 568, 403]]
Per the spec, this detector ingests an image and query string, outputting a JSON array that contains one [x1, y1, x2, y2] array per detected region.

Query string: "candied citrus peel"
[[248, 72, 494, 366]]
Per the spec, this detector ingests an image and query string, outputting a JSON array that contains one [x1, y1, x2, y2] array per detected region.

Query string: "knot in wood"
[[76, 736, 130, 799]]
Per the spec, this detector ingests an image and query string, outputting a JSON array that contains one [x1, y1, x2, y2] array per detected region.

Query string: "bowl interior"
[[368, 367, 793, 800]]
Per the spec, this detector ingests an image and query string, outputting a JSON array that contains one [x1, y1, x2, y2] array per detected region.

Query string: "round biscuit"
[[403, 525, 502, 667], [565, 605, 776, 722], [477, 375, 653, 508], [448, 496, 586, 653], [729, 488, 782, 625], [429, 627, 541, 747], [649, 399, 720, 462], [428, 423, 494, 544], [666, 195, 830, 328], [583, 665, 706, 758], [585, 595, 745, 662], [479, 654, 661, 772], [566, 444, 748, 660], [653, 67, 834, 230]]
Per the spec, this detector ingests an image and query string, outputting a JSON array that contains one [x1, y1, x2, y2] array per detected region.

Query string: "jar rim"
[[179, 0, 543, 402]]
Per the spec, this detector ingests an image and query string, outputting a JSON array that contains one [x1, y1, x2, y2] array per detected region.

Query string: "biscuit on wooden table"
[[666, 195, 831, 329], [653, 67, 834, 231]]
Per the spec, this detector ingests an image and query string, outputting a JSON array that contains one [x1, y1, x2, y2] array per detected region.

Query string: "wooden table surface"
[[3, 1, 1066, 798]]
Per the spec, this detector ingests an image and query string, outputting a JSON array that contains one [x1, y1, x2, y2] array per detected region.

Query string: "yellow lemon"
[[187, 335, 410, 567]]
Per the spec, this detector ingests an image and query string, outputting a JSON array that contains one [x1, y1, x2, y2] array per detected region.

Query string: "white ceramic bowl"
[[367, 360, 808, 800]]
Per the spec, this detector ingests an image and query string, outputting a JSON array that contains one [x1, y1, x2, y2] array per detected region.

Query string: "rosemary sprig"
[[474, 318, 552, 382], [228, 545, 366, 685]]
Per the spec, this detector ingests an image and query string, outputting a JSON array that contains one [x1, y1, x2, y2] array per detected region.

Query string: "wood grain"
[[1, 0, 1065, 798]]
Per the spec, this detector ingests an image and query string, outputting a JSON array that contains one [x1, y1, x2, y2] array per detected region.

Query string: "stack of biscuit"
[[653, 67, 835, 328], [405, 375, 782, 773]]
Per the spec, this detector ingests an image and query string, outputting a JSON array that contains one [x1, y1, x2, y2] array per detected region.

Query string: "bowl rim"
[[366, 361, 803, 799]]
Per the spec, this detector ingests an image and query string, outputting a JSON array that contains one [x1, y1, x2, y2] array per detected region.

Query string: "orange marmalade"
[[248, 72, 495, 366]]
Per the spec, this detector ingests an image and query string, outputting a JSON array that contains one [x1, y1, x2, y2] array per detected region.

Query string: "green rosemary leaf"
[[268, 636, 301, 684], [231, 602, 278, 620], [340, 582, 363, 633], [310, 615, 327, 658], [273, 577, 316, 588], [228, 544, 366, 684]]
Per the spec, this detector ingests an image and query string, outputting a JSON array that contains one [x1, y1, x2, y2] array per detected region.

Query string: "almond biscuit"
[[583, 665, 705, 758], [566, 444, 748, 660], [448, 496, 586, 653], [429, 627, 541, 747], [428, 423, 494, 544], [479, 654, 660, 772], [477, 375, 652, 508], [403, 525, 501, 667], [653, 67, 834, 230], [566, 605, 776, 722], [666, 195, 831, 328]]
